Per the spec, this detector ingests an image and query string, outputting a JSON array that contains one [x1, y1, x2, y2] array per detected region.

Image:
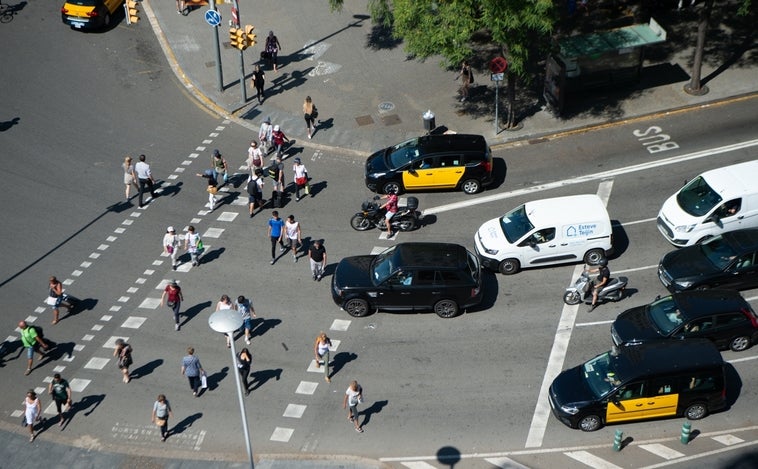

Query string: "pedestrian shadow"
[[328, 352, 357, 380], [267, 68, 315, 96], [203, 366, 229, 392], [130, 358, 163, 380], [180, 301, 212, 328], [248, 368, 283, 391], [199, 247, 225, 265], [62, 393, 106, 429], [159, 181, 183, 198], [0, 339, 23, 366], [319, 262, 337, 280], [37, 341, 75, 369], [250, 318, 281, 339], [358, 399, 388, 428], [169, 412, 203, 436], [105, 200, 135, 214], [66, 297, 98, 319], [314, 117, 334, 135], [306, 180, 327, 199], [0, 117, 20, 131]]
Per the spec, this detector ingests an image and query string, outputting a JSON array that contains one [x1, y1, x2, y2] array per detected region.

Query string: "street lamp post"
[[208, 309, 254, 468]]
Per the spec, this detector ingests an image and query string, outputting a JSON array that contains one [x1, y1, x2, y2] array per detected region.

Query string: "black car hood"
[[613, 305, 665, 343], [365, 150, 391, 173], [661, 246, 719, 279], [334, 255, 375, 289], [551, 365, 596, 406]]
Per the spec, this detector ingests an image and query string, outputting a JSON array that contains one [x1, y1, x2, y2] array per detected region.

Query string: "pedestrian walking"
[[47, 275, 74, 324], [268, 155, 285, 206], [264, 30, 282, 72], [163, 226, 180, 271], [151, 394, 173, 442], [246, 169, 265, 218], [22, 390, 41, 442], [175, 0, 185, 14], [251, 64, 265, 104], [303, 96, 318, 139], [184, 226, 203, 267], [292, 157, 309, 201], [216, 294, 236, 347], [271, 125, 289, 159], [284, 215, 302, 262], [236, 295, 257, 345], [197, 170, 219, 211], [259, 117, 273, 154], [160, 280, 184, 331], [313, 332, 332, 383], [48, 373, 72, 427], [308, 239, 327, 281], [113, 338, 133, 383], [19, 320, 48, 376], [343, 380, 364, 432], [211, 149, 229, 186], [237, 347, 252, 395], [267, 211, 285, 264], [455, 60, 472, 102], [247, 140, 264, 174], [123, 156, 139, 201], [135, 154, 157, 208], [181, 347, 204, 397]]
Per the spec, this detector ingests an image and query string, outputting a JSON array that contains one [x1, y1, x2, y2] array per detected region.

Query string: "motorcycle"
[[563, 266, 628, 306], [350, 196, 420, 232]]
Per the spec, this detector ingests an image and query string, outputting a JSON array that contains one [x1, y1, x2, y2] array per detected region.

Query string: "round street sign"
[[489, 57, 508, 74], [204, 9, 221, 27]]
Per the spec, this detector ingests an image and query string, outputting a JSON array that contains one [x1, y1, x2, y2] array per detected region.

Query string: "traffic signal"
[[230, 27, 247, 50], [125, 0, 140, 24], [244, 25, 257, 47]]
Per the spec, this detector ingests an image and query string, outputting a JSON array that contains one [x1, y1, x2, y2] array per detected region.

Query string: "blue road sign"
[[204, 9, 221, 27]]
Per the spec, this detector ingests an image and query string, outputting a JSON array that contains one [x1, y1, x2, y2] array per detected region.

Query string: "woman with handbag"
[[237, 348, 253, 395], [48, 275, 74, 325], [292, 157, 309, 201], [197, 170, 219, 211], [160, 280, 184, 331], [23, 389, 42, 442], [113, 338, 133, 383], [303, 95, 317, 139], [151, 394, 173, 442], [163, 226, 180, 271]]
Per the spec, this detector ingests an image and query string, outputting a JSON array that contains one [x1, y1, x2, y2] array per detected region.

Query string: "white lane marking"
[[639, 443, 685, 459], [139, 298, 161, 309], [330, 319, 351, 331], [619, 217, 657, 226], [83, 357, 110, 369], [614, 264, 658, 274], [283, 404, 307, 418], [121, 317, 147, 329], [204, 227, 225, 238], [399, 463, 437, 469], [295, 381, 318, 395], [484, 456, 531, 468], [564, 451, 622, 469], [423, 139, 758, 215], [727, 355, 758, 363], [576, 319, 613, 327], [270, 427, 294, 442], [712, 434, 744, 445]]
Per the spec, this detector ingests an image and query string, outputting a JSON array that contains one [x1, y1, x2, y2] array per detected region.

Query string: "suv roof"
[[393, 243, 470, 269], [615, 339, 723, 377], [674, 289, 752, 320], [415, 134, 487, 154]]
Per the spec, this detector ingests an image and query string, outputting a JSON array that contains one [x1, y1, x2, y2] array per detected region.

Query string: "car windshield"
[[582, 352, 619, 398], [676, 176, 723, 217], [387, 138, 421, 169], [499, 204, 535, 244], [699, 235, 738, 270], [647, 296, 682, 336], [371, 246, 398, 284]]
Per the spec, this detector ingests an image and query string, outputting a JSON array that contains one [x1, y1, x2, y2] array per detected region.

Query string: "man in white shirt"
[[135, 154, 156, 207]]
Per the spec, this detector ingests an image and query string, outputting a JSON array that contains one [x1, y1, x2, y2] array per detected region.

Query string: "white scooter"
[[563, 263, 628, 306]]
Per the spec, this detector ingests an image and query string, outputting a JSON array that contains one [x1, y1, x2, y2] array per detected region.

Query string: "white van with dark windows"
[[474, 194, 613, 275], [657, 160, 758, 247]]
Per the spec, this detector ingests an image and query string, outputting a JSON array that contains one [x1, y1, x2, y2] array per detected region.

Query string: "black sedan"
[[658, 228, 758, 292], [611, 290, 758, 352]]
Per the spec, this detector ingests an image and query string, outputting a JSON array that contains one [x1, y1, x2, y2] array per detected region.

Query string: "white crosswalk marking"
[[270, 427, 294, 442], [639, 443, 685, 460], [564, 451, 622, 469], [484, 456, 531, 468], [295, 381, 318, 395], [713, 434, 745, 445], [282, 404, 307, 418]]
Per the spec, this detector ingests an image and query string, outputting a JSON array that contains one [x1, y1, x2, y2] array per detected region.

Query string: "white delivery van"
[[657, 160, 758, 247], [474, 194, 613, 275]]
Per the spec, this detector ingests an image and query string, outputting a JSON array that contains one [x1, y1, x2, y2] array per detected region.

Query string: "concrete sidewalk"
[[144, 0, 756, 157]]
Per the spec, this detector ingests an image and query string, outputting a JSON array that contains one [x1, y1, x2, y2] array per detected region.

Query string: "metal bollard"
[[613, 428, 623, 451], [680, 420, 691, 444]]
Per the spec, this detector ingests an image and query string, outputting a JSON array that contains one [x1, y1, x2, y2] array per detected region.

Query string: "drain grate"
[[381, 114, 401, 126], [355, 115, 374, 126]]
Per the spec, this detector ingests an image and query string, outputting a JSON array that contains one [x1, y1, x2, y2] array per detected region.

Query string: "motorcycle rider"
[[379, 189, 399, 238], [587, 258, 610, 312]]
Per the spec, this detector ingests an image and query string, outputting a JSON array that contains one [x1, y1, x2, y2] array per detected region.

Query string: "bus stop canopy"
[[558, 18, 667, 59]]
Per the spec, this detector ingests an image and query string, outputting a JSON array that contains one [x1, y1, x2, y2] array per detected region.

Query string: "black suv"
[[331, 243, 483, 318], [658, 228, 758, 292], [364, 134, 493, 195], [611, 290, 758, 352]]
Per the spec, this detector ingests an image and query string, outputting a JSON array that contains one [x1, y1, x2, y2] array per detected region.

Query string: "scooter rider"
[[379, 189, 399, 238], [587, 258, 610, 312]]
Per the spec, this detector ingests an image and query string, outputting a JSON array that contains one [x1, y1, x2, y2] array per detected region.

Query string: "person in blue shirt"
[[267, 211, 286, 264]]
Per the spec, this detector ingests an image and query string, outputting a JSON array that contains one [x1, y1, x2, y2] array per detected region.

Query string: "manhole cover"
[[381, 114, 401, 126], [378, 102, 395, 112], [355, 115, 374, 126]]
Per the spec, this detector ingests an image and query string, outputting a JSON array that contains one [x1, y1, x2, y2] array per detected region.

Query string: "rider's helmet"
[[598, 258, 608, 267]]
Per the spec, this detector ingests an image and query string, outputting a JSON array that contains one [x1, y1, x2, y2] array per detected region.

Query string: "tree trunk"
[[685, 0, 714, 95]]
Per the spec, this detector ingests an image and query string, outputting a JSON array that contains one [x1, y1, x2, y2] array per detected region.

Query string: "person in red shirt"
[[379, 189, 399, 238], [160, 280, 184, 331]]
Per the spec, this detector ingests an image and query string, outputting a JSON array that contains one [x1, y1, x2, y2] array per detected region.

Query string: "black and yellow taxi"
[[364, 134, 493, 195], [61, 0, 124, 29], [549, 339, 727, 432]]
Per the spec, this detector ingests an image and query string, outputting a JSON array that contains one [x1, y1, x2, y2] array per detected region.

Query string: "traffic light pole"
[[231, 0, 247, 103], [210, 0, 223, 92]]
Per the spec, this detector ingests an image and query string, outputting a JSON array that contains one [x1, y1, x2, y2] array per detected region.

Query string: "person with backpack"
[[268, 155, 285, 207], [271, 125, 289, 159], [246, 169, 265, 217], [19, 321, 48, 376], [247, 140, 264, 174]]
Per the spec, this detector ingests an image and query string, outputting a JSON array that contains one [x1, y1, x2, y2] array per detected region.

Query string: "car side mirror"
[[408, 168, 417, 175]]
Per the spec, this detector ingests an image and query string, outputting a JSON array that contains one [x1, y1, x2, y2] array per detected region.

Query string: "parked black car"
[[331, 243, 483, 318], [611, 290, 758, 352], [658, 228, 758, 292]]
